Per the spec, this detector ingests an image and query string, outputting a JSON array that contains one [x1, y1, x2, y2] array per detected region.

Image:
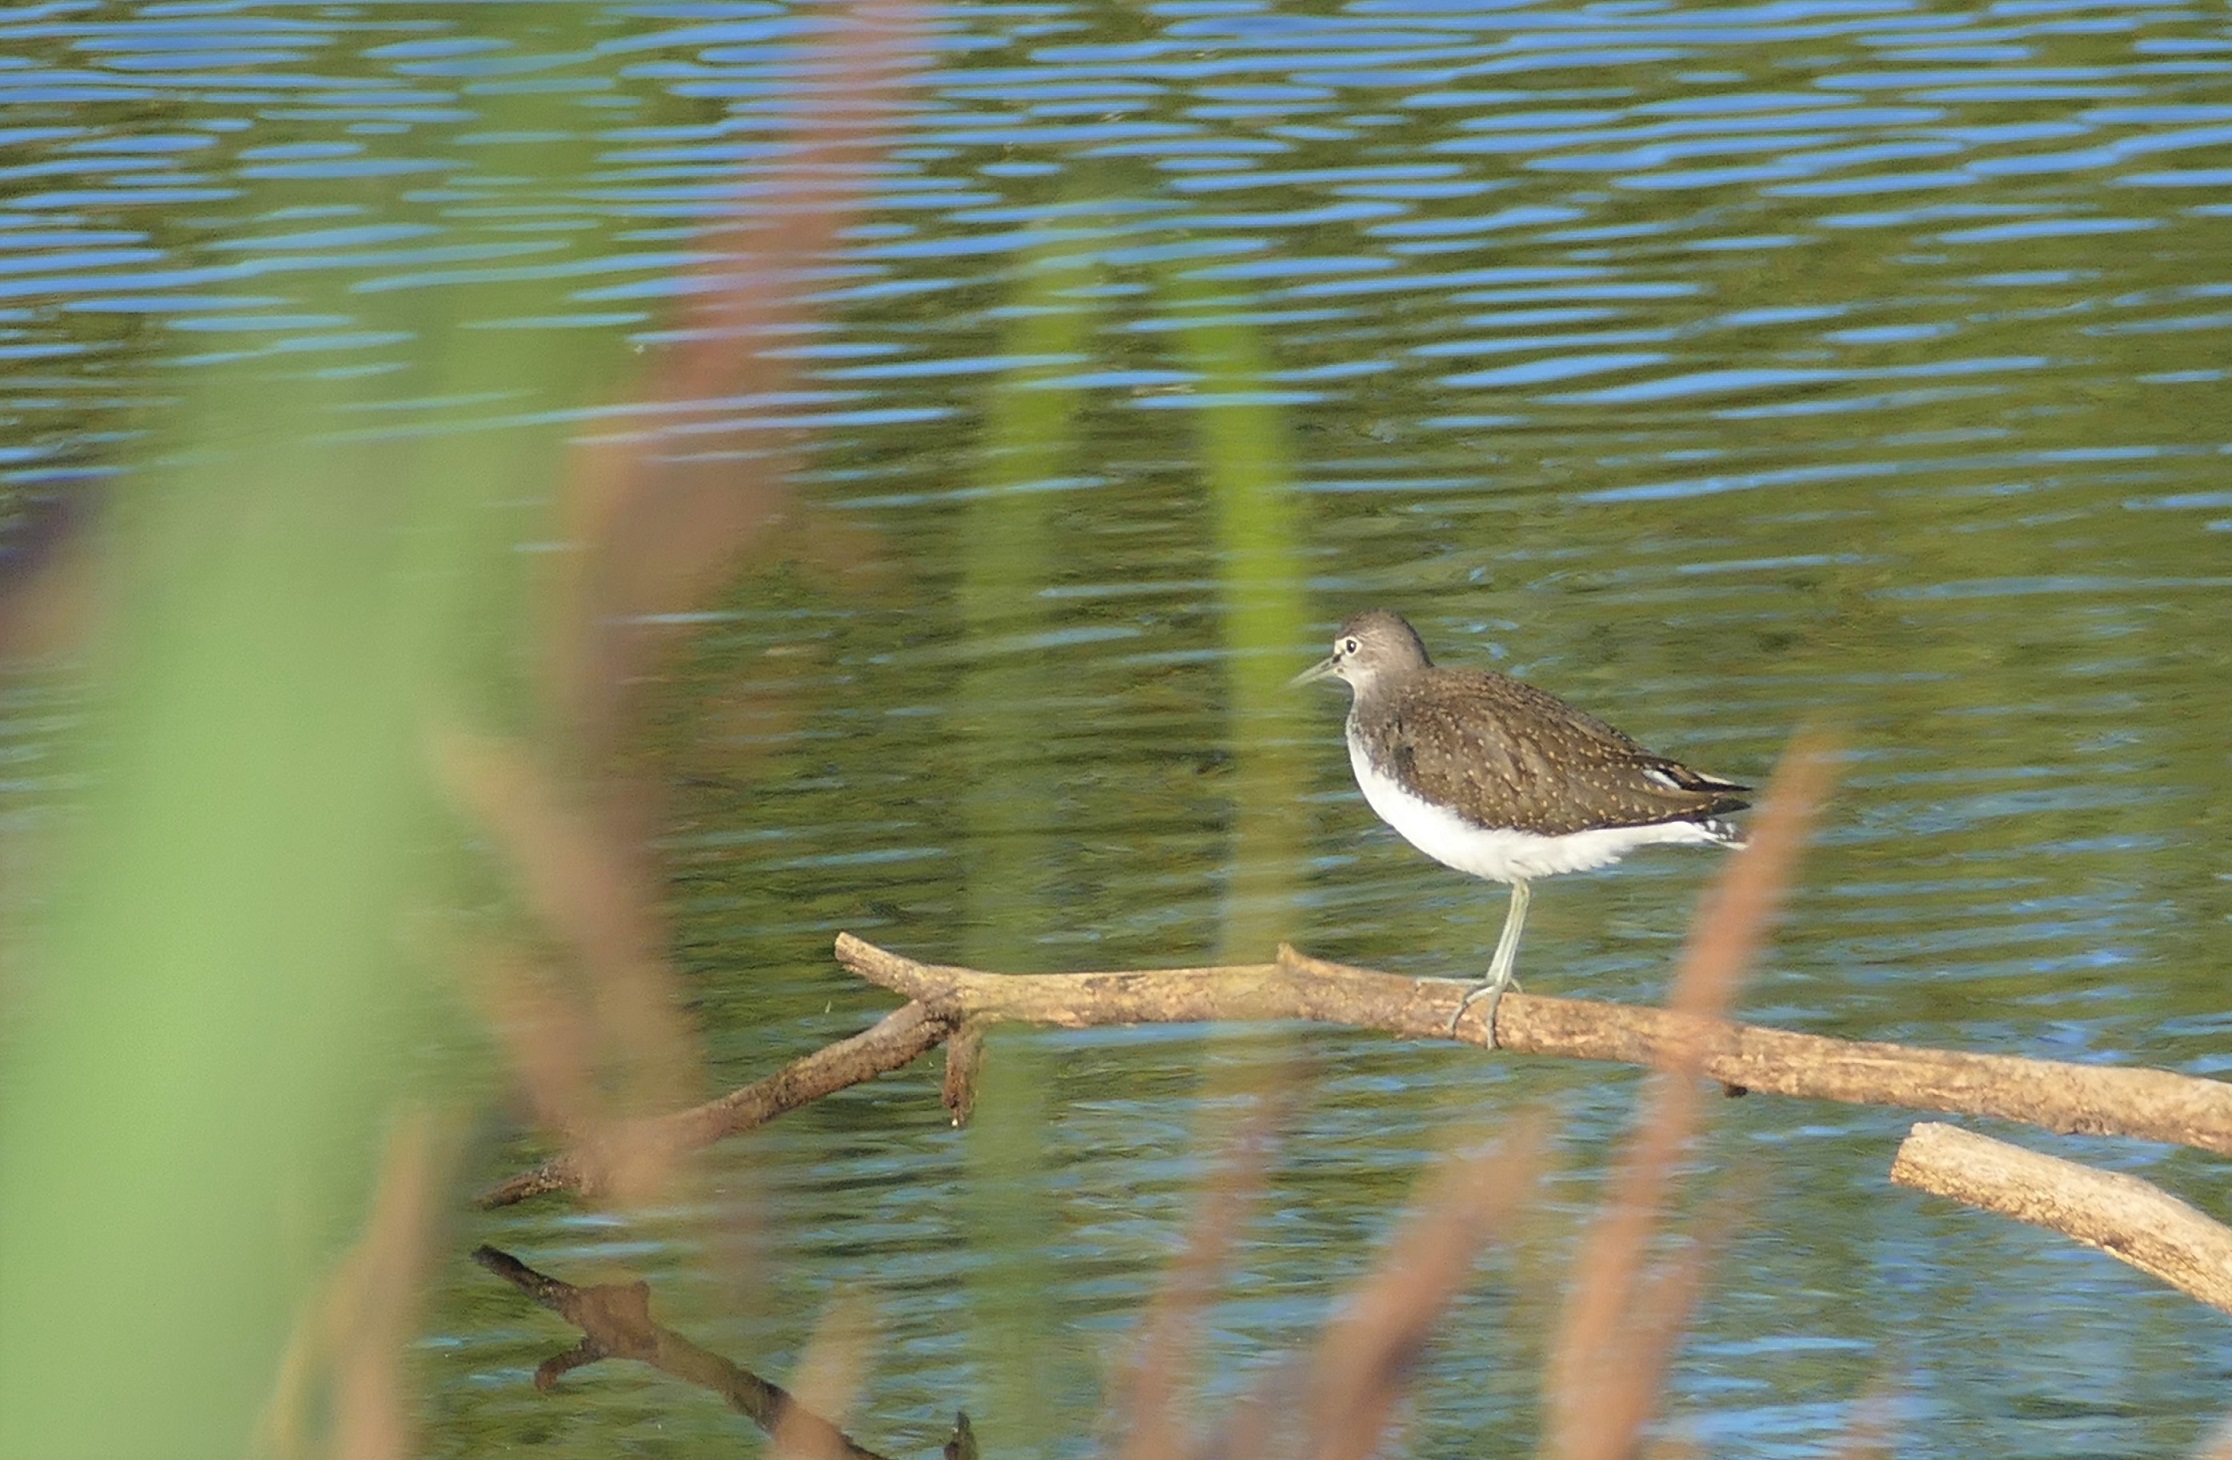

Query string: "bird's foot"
[[1448, 972, 1521, 1045]]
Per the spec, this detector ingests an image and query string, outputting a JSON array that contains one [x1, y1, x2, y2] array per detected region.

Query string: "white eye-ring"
[[1341, 636, 1361, 654]]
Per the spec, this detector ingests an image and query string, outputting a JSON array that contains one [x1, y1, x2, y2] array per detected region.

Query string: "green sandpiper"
[[1293, 609, 1750, 1041]]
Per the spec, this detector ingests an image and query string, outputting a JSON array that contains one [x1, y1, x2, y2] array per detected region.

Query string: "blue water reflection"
[[5, 0, 2230, 1453]]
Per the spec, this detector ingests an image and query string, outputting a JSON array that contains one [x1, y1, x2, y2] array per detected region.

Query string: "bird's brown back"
[[1351, 667, 1749, 837]]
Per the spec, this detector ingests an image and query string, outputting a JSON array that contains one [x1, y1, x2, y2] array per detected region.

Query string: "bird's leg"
[[1451, 880, 1531, 1044]]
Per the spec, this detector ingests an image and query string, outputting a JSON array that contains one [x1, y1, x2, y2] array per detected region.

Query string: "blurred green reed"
[[0, 16, 611, 1458], [0, 27, 1323, 1455], [955, 237, 1107, 1451], [947, 241, 1316, 1454], [1159, 267, 1312, 960], [0, 317, 567, 1453]]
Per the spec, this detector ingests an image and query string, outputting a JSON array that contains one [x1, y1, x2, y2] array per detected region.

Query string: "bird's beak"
[[1287, 655, 1338, 688]]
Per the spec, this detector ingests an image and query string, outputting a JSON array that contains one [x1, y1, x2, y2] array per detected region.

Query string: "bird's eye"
[[1341, 636, 1360, 654]]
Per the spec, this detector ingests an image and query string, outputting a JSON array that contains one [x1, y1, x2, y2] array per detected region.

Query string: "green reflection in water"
[[956, 237, 1104, 1454], [0, 10, 611, 1455], [1158, 268, 1313, 962]]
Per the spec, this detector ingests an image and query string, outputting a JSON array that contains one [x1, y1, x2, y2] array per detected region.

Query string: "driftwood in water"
[[858, 937, 2232, 1154], [479, 933, 2232, 1207], [471, 1245, 978, 1460], [479, 1118, 1545, 1460], [1891, 1122, 2232, 1316]]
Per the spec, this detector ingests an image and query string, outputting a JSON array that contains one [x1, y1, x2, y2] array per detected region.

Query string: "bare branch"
[[1889, 1122, 2232, 1315], [836, 935, 2232, 1159], [482, 925, 2232, 1212], [478, 1002, 954, 1207]]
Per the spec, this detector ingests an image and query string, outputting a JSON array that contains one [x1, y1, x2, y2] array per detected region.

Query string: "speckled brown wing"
[[1356, 668, 1750, 836]]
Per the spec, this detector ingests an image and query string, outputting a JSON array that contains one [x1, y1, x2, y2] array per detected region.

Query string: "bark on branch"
[[478, 1001, 954, 1207], [1889, 1122, 2232, 1316], [480, 933, 2232, 1209], [835, 934, 2232, 1158]]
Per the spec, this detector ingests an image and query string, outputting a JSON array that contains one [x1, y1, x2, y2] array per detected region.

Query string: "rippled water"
[[6, 0, 2230, 1455]]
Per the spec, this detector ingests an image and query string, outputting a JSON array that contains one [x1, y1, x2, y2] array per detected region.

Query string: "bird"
[[1291, 609, 1749, 1042]]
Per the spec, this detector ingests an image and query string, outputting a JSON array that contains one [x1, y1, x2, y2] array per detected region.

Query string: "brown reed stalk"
[[258, 1113, 454, 1460], [1300, 1117, 1553, 1460], [553, 0, 927, 758], [1543, 735, 1837, 1460], [1112, 1093, 1286, 1460]]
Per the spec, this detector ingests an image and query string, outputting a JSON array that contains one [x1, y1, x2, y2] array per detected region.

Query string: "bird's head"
[[1289, 609, 1433, 696]]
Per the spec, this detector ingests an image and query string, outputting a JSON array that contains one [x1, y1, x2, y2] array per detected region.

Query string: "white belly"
[[1347, 735, 1722, 883]]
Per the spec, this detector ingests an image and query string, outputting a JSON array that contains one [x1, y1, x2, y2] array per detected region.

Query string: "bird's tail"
[[1700, 816, 1748, 849]]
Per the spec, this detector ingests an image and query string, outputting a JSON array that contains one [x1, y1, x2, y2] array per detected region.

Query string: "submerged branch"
[[1889, 1122, 2232, 1316], [471, 1246, 898, 1459], [836, 934, 2232, 1159]]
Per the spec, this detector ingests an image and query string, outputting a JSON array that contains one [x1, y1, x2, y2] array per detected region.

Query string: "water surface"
[[4, 0, 2229, 1454]]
